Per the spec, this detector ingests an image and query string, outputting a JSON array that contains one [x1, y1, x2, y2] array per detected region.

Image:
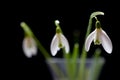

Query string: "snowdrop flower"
[[50, 20, 70, 56], [85, 20, 113, 54], [22, 36, 37, 58]]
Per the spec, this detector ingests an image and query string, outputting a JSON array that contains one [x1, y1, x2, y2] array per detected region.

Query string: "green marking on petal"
[[58, 43, 63, 48], [94, 39, 101, 45]]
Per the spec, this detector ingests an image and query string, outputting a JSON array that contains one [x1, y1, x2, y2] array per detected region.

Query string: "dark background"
[[2, 0, 119, 80]]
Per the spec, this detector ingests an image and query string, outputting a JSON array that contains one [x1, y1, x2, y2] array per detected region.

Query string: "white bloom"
[[50, 33, 70, 56], [85, 28, 113, 54], [22, 37, 37, 58]]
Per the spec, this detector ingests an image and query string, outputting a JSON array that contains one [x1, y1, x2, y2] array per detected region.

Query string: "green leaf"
[[72, 43, 79, 60]]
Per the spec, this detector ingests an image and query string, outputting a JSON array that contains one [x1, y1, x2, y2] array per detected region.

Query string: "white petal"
[[85, 30, 96, 51], [50, 34, 60, 56], [22, 37, 37, 58], [23, 46, 33, 58], [100, 29, 113, 54], [60, 33, 70, 53], [30, 44, 37, 56]]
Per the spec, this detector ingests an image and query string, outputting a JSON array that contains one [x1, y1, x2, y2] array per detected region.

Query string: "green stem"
[[32, 35, 51, 59], [89, 48, 105, 80], [78, 12, 94, 80], [71, 43, 79, 79]]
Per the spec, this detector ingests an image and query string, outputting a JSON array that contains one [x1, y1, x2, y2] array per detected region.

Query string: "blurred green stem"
[[20, 22, 51, 59]]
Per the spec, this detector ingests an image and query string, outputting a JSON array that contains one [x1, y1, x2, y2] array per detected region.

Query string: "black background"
[[2, 0, 119, 80]]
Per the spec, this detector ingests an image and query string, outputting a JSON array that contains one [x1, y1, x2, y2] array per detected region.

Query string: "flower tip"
[[101, 12, 104, 15], [106, 48, 112, 54], [20, 22, 26, 27], [55, 20, 60, 25], [85, 46, 90, 52], [98, 11, 104, 15], [50, 47, 59, 56], [51, 52, 56, 56], [25, 54, 33, 58]]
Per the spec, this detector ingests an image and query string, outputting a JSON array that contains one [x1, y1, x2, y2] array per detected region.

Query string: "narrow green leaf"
[[72, 43, 79, 59]]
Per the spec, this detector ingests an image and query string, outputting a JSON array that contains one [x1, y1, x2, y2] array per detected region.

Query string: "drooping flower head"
[[22, 36, 37, 58], [85, 18, 113, 54], [50, 20, 70, 56], [20, 22, 37, 58]]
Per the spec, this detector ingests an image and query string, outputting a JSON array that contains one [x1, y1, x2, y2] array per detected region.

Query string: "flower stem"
[[32, 35, 51, 59], [81, 11, 104, 54], [78, 11, 104, 80]]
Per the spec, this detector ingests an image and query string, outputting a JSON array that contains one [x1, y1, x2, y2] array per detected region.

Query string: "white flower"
[[22, 37, 37, 58], [85, 28, 113, 54], [50, 33, 70, 56]]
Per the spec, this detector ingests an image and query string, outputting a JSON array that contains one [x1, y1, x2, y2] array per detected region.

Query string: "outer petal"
[[60, 33, 70, 53], [100, 29, 113, 54], [85, 30, 96, 51], [50, 34, 60, 56], [22, 37, 37, 58]]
